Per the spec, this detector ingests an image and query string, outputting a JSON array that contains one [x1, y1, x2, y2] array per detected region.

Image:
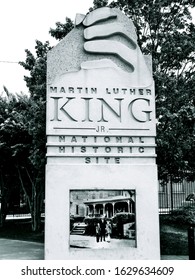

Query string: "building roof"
[[83, 195, 134, 205]]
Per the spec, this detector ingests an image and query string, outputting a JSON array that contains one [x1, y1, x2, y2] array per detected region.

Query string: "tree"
[[19, 40, 51, 101], [107, 0, 195, 181], [16, 96, 46, 232], [18, 0, 195, 230], [0, 86, 46, 231], [19, 41, 52, 231], [49, 17, 74, 40], [0, 88, 32, 227], [49, 0, 195, 181], [89, 0, 109, 10]]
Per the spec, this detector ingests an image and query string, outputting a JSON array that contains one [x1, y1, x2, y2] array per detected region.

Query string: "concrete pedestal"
[[45, 164, 160, 260]]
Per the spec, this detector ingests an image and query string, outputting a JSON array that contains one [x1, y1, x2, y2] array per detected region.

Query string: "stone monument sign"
[[45, 7, 160, 260]]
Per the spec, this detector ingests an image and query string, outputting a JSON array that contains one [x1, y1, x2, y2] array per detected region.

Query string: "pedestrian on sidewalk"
[[100, 217, 106, 242], [95, 223, 101, 242], [106, 221, 112, 242]]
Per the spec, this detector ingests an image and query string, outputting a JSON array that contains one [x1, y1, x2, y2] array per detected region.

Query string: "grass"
[[0, 219, 44, 243], [160, 216, 189, 255], [160, 224, 189, 255], [0, 217, 191, 256]]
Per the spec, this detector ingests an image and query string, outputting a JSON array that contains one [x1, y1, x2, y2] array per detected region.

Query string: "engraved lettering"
[[91, 88, 97, 94], [85, 157, 91, 163], [82, 136, 88, 142], [115, 157, 120, 164], [81, 97, 93, 122], [69, 87, 74, 93], [128, 137, 134, 143], [116, 136, 122, 143], [129, 98, 152, 123], [139, 89, 144, 95], [77, 87, 82, 93], [60, 87, 66, 93], [104, 157, 110, 163], [50, 97, 62, 121], [59, 146, 65, 153], [59, 136, 65, 142], [50, 86, 57, 93], [81, 146, 86, 153], [97, 98, 123, 122], [139, 147, 144, 153], [105, 147, 111, 153], [118, 147, 123, 153], [92, 147, 98, 153], [71, 136, 77, 143], [139, 137, 144, 143], [104, 136, 110, 142], [60, 97, 78, 122]]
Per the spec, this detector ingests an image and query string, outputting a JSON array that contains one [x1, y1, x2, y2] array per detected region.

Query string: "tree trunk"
[[30, 182, 43, 232], [0, 173, 8, 228], [18, 168, 43, 232], [18, 166, 42, 232], [0, 198, 7, 228]]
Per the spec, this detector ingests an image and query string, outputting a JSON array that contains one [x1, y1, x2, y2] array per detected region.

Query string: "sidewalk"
[[70, 234, 136, 249], [0, 237, 188, 260], [70, 235, 188, 259], [0, 238, 44, 260]]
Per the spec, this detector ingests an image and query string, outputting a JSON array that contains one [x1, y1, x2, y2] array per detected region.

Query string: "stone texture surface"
[[45, 7, 160, 260], [47, 8, 144, 84]]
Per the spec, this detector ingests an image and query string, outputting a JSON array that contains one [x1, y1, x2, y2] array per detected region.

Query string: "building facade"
[[70, 190, 135, 218]]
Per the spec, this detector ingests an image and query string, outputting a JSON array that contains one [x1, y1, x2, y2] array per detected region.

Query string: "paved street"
[[0, 238, 44, 260]]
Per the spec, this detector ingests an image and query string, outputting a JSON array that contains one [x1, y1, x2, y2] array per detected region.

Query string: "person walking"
[[100, 217, 106, 242], [95, 223, 101, 243], [106, 221, 112, 242]]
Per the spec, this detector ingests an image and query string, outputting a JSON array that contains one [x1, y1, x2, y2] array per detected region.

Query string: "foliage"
[[19, 40, 51, 101], [49, 18, 74, 41], [89, 0, 109, 10], [0, 90, 31, 226], [108, 0, 195, 182], [83, 217, 102, 235], [111, 212, 135, 224], [71, 215, 85, 223], [111, 213, 135, 238], [14, 0, 195, 231], [166, 205, 195, 225], [0, 219, 44, 243], [160, 216, 189, 255], [161, 203, 195, 227], [46, 0, 195, 181], [0, 88, 45, 231], [18, 40, 51, 231], [160, 226, 188, 255]]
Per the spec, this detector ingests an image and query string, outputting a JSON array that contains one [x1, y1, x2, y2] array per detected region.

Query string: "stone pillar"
[[45, 7, 160, 260], [103, 203, 106, 216]]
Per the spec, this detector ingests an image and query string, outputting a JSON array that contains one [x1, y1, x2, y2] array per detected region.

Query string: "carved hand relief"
[[46, 8, 156, 163], [48, 7, 152, 87], [74, 7, 152, 87]]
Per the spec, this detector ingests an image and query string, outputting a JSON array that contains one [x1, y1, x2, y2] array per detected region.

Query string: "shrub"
[[163, 205, 195, 226], [111, 212, 135, 238], [111, 212, 135, 224], [83, 217, 102, 235], [72, 215, 85, 223]]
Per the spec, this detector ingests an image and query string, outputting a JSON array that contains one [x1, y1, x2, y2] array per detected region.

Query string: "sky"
[[0, 0, 94, 95], [0, 0, 194, 96]]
